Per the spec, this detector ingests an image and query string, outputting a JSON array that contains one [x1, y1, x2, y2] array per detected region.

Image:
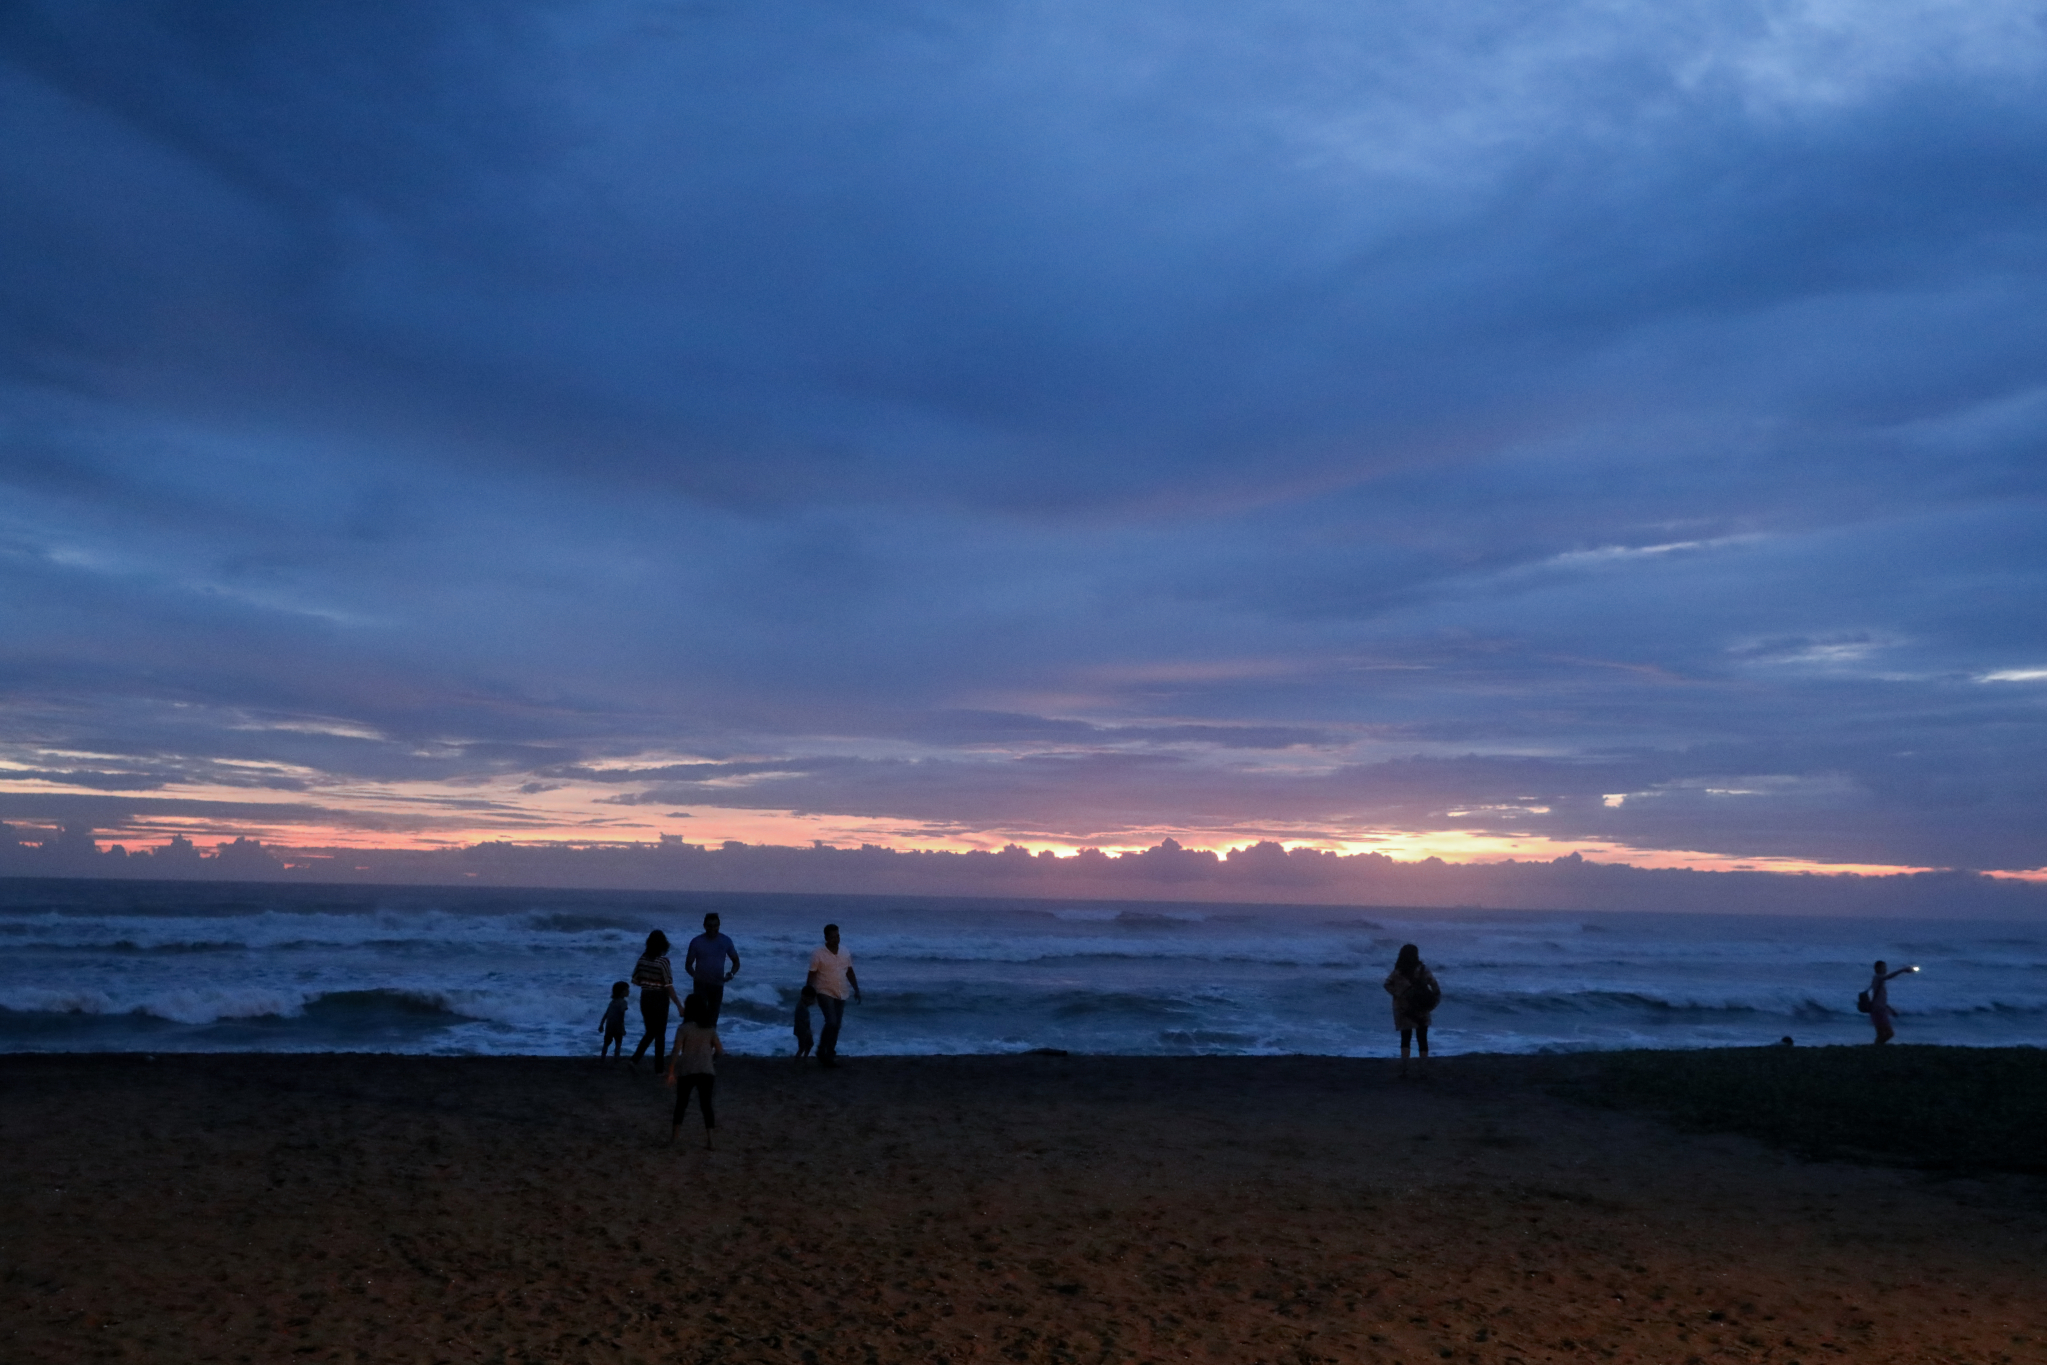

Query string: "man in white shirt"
[[805, 923, 861, 1066]]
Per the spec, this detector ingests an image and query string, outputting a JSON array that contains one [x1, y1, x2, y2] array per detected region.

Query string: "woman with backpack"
[[1384, 943, 1441, 1074]]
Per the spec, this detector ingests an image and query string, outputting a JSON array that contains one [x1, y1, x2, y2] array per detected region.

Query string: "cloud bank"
[[6, 824, 2044, 921]]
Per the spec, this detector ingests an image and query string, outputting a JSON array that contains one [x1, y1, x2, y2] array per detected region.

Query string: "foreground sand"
[[4, 1052, 2043, 1364]]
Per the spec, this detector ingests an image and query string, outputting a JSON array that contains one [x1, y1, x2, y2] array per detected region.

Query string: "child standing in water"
[[598, 981, 629, 1058], [793, 984, 816, 1059], [665, 993, 725, 1149]]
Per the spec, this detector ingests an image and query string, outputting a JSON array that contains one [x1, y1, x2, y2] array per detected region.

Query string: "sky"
[[3, 0, 2046, 880]]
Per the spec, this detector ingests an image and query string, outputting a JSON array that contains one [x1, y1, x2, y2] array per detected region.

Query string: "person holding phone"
[[1867, 959, 1917, 1045]]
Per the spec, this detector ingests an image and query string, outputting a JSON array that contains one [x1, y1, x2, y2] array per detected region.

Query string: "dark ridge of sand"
[[4, 1052, 2044, 1365], [1554, 1045, 2047, 1174]]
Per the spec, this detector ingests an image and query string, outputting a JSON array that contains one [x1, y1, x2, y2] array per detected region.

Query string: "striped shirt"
[[631, 953, 673, 994]]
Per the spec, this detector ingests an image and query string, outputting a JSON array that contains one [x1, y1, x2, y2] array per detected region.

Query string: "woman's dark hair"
[[1395, 943, 1422, 977], [645, 930, 670, 957]]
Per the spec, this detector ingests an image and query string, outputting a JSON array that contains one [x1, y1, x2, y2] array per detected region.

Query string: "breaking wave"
[[3, 881, 2044, 1056]]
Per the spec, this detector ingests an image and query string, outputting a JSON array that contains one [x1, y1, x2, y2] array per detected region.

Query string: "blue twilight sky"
[[3, 0, 2046, 874]]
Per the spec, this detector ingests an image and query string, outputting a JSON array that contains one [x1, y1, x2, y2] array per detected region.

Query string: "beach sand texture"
[[5, 1053, 2043, 1364]]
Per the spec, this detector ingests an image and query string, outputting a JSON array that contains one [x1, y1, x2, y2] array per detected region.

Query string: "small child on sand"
[[793, 984, 816, 1059], [665, 993, 725, 1148], [599, 981, 629, 1057]]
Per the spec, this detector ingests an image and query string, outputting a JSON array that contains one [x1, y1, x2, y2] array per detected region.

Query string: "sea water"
[[2, 878, 2043, 1057]]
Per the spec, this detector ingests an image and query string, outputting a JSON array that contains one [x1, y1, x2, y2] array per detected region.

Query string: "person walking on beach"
[[684, 912, 742, 1025], [805, 923, 861, 1067], [1384, 943, 1441, 1075], [598, 980, 629, 1058], [630, 930, 682, 1070], [1866, 959, 1917, 1045], [665, 993, 725, 1149]]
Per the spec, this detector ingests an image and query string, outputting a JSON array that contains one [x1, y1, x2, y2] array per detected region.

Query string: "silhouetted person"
[[1384, 943, 1441, 1075], [1867, 959, 1916, 1044], [665, 993, 724, 1149], [684, 912, 741, 1025], [630, 930, 682, 1070], [793, 983, 816, 1059], [599, 980, 629, 1058], [805, 923, 861, 1066]]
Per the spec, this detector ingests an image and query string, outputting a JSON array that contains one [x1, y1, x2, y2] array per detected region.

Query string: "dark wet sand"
[[4, 1052, 2044, 1364]]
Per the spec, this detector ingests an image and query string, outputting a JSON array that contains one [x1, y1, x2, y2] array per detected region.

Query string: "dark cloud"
[[4, 2, 2047, 875]]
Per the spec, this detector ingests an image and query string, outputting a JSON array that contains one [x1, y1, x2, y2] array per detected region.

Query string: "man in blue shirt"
[[684, 912, 741, 1024]]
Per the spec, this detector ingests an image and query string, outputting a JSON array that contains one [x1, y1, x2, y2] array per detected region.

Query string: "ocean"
[[2, 878, 2043, 1057]]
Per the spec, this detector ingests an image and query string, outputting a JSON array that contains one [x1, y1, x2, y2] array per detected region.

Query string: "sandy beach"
[[4, 1051, 2043, 1364]]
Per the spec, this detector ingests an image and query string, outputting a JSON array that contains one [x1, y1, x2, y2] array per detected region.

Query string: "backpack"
[[1855, 989, 1871, 1014], [1410, 972, 1442, 1016]]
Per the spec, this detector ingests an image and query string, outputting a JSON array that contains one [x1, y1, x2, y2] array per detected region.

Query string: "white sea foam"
[[0, 986, 124, 1015], [138, 987, 311, 1024], [724, 981, 785, 1008]]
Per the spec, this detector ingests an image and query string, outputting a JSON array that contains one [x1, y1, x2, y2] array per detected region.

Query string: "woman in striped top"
[[629, 930, 682, 1070]]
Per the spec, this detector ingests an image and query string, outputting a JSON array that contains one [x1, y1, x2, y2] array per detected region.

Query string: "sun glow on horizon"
[[0, 762, 1956, 880]]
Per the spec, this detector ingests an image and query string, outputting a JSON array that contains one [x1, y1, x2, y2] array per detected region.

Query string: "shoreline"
[[8, 1050, 2045, 1363]]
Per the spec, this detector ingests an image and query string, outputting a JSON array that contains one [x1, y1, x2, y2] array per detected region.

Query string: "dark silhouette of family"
[[606, 921, 1449, 1145], [608, 916, 859, 1148]]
